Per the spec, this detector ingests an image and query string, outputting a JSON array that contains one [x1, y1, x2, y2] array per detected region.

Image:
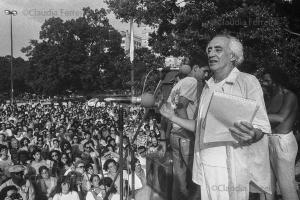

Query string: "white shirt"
[[53, 191, 80, 200], [167, 76, 198, 129], [193, 68, 272, 193]]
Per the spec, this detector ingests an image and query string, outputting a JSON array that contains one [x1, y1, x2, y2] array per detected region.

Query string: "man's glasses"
[[77, 165, 85, 168], [52, 154, 58, 157]]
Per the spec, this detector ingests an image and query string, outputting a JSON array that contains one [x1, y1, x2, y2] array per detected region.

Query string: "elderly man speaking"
[[160, 35, 272, 200]]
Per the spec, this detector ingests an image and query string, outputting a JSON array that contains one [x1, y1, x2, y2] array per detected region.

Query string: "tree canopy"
[[20, 7, 131, 96], [105, 0, 300, 92]]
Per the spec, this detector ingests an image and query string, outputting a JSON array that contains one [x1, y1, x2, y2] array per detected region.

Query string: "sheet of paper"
[[200, 91, 259, 148]]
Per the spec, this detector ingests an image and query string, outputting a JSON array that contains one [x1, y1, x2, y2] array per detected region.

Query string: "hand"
[[159, 103, 175, 121], [93, 187, 102, 194], [229, 121, 257, 145]]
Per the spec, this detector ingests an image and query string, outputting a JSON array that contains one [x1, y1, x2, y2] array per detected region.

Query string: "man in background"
[[262, 68, 299, 200], [167, 57, 209, 200]]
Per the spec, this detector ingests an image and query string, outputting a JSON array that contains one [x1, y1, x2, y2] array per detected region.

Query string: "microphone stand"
[[118, 106, 124, 200], [104, 75, 165, 200], [129, 79, 164, 200], [104, 105, 125, 200], [93, 100, 106, 189]]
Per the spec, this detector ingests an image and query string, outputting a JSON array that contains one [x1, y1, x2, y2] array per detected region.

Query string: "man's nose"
[[207, 50, 215, 58]]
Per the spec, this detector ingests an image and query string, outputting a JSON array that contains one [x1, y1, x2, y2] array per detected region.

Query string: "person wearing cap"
[[0, 165, 35, 200]]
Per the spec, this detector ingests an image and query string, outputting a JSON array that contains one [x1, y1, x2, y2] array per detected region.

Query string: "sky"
[[0, 0, 146, 59]]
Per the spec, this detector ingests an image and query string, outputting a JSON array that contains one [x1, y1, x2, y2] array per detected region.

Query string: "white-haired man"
[[160, 35, 272, 200]]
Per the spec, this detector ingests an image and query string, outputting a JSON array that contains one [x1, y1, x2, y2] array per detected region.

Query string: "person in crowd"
[[60, 141, 72, 154], [0, 134, 8, 147], [50, 138, 61, 152], [160, 34, 271, 200], [29, 149, 51, 176], [0, 145, 13, 184], [0, 124, 10, 138], [0, 165, 35, 200], [82, 141, 100, 169], [165, 56, 209, 200], [0, 96, 164, 200], [86, 176, 119, 200], [49, 150, 61, 177], [16, 150, 30, 166], [64, 147, 74, 162], [52, 176, 80, 200], [23, 129, 35, 146], [71, 135, 81, 156], [8, 139, 19, 165], [59, 153, 73, 176], [36, 166, 57, 200], [19, 138, 30, 152], [103, 159, 120, 194], [262, 68, 299, 200], [0, 185, 21, 200], [36, 136, 49, 158]]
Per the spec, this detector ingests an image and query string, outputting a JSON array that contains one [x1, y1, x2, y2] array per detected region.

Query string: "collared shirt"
[[167, 76, 198, 129], [192, 67, 272, 193]]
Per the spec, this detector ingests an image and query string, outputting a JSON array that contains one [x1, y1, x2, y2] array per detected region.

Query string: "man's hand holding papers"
[[229, 121, 264, 145], [200, 91, 263, 148]]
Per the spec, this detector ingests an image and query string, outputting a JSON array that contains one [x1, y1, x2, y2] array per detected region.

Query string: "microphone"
[[154, 67, 179, 72], [155, 65, 191, 75], [104, 93, 156, 107]]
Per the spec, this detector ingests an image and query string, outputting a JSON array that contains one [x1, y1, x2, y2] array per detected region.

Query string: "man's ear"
[[230, 53, 236, 62], [193, 65, 199, 72]]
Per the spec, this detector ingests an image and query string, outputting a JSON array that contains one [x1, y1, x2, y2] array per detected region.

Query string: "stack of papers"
[[200, 91, 259, 149]]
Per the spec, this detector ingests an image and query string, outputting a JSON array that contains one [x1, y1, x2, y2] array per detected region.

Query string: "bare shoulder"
[[284, 89, 298, 102]]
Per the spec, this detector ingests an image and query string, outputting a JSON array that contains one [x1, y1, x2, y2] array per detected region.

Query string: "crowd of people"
[[0, 100, 162, 200]]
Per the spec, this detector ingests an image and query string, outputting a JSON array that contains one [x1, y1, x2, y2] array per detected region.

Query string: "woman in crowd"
[[19, 138, 30, 152], [59, 153, 72, 176], [36, 166, 57, 200], [0, 134, 8, 147], [52, 176, 80, 200], [0, 185, 21, 200], [8, 138, 19, 165], [86, 175, 119, 200], [103, 159, 120, 194], [36, 136, 49, 158], [29, 149, 51, 176], [49, 150, 61, 177]]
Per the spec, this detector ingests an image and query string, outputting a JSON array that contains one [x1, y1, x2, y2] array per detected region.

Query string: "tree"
[[0, 56, 30, 97], [105, 0, 300, 93], [132, 48, 164, 93], [21, 7, 130, 95]]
